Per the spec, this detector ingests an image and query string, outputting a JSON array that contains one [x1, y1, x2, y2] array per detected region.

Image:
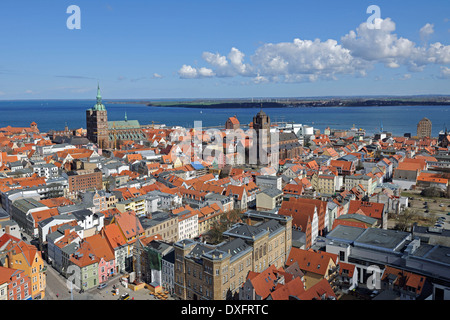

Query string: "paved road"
[[44, 262, 175, 301]]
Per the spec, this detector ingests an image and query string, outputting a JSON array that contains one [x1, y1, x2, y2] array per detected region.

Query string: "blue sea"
[[0, 100, 448, 137]]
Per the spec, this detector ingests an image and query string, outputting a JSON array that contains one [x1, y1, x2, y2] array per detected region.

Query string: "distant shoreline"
[[105, 97, 450, 109]]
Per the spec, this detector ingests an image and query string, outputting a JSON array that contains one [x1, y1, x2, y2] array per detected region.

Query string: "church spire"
[[93, 82, 106, 111], [96, 82, 102, 104]]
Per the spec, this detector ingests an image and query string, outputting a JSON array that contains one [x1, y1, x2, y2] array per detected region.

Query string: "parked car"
[[97, 283, 108, 290], [119, 293, 130, 300]]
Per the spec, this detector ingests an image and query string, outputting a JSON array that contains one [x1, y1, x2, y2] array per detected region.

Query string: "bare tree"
[[394, 209, 418, 232]]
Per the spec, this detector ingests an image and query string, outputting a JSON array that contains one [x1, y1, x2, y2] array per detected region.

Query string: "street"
[[43, 261, 174, 301]]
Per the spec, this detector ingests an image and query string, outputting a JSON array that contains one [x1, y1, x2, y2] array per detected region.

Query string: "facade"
[[255, 188, 283, 211], [68, 241, 99, 290], [139, 211, 178, 244], [417, 117, 432, 138], [252, 110, 273, 166], [66, 169, 103, 195], [172, 212, 292, 300], [162, 249, 175, 295], [4, 240, 46, 299], [102, 223, 128, 274], [285, 247, 339, 291], [225, 116, 240, 130], [86, 84, 109, 149], [0, 266, 32, 300], [278, 132, 303, 160], [86, 85, 145, 149]]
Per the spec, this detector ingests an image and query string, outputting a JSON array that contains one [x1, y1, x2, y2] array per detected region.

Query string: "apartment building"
[[173, 212, 292, 300]]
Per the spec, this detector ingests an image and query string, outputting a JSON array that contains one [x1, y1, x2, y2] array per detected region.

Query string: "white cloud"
[[399, 73, 412, 80], [251, 38, 364, 80], [152, 73, 163, 79], [439, 66, 450, 78], [252, 74, 269, 84], [178, 65, 199, 79], [177, 65, 214, 79], [420, 23, 434, 41], [341, 18, 417, 69], [198, 67, 215, 77], [178, 18, 450, 83]]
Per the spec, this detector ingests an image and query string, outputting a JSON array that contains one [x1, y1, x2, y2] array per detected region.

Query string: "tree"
[[421, 187, 442, 198], [394, 209, 418, 232], [207, 209, 243, 244]]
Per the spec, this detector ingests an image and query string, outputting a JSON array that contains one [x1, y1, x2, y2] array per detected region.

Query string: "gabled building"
[[4, 240, 46, 299], [285, 247, 339, 291], [0, 266, 32, 300]]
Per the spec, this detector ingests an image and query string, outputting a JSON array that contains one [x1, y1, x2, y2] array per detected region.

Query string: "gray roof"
[[326, 225, 366, 244], [259, 188, 283, 198], [12, 198, 46, 213], [61, 242, 79, 255], [38, 213, 76, 228], [410, 244, 450, 267], [217, 238, 252, 262], [243, 210, 291, 223], [162, 249, 175, 264], [353, 228, 411, 252], [337, 213, 377, 225], [145, 240, 174, 256], [139, 211, 174, 229], [223, 222, 268, 241], [0, 207, 9, 219], [71, 209, 96, 221]]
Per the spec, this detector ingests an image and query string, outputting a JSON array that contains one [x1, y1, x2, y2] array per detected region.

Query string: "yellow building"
[[317, 174, 337, 195], [115, 196, 146, 216], [5, 241, 46, 299]]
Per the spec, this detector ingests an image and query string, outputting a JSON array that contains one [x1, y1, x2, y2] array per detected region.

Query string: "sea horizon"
[[0, 100, 448, 137]]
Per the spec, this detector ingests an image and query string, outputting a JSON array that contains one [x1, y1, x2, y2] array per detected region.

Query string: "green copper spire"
[[93, 82, 106, 111], [124, 111, 128, 121], [96, 82, 102, 103]]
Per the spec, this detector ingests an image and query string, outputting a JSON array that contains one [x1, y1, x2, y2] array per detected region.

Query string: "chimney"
[[64, 229, 70, 236]]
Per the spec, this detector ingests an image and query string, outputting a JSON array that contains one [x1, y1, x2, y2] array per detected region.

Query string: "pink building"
[[85, 233, 116, 283]]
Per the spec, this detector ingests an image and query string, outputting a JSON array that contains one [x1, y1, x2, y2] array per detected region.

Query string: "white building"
[[176, 210, 198, 241]]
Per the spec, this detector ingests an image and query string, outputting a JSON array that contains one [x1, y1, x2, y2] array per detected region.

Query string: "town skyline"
[[0, 0, 449, 100]]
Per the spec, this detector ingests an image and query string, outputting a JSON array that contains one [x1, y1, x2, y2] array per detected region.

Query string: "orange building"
[[4, 240, 46, 299]]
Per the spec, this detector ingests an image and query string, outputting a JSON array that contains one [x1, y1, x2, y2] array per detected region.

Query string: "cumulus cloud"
[[152, 73, 163, 79], [419, 23, 434, 41], [178, 65, 199, 79], [178, 18, 450, 83], [251, 38, 366, 80], [178, 64, 214, 79]]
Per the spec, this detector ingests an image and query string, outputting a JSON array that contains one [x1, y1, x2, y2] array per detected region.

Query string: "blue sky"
[[0, 0, 449, 99]]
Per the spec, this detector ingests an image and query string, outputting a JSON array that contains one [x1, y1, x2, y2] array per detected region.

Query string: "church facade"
[[86, 85, 145, 149]]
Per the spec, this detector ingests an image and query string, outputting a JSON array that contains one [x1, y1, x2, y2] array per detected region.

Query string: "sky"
[[0, 0, 449, 100]]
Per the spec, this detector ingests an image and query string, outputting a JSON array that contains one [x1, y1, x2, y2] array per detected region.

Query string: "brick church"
[[86, 84, 145, 149]]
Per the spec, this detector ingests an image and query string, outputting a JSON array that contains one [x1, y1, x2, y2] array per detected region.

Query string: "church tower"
[[252, 109, 272, 165], [86, 83, 109, 149]]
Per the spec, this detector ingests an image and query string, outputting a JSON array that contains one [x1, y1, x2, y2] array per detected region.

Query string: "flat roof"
[[326, 225, 366, 244], [354, 228, 410, 251]]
